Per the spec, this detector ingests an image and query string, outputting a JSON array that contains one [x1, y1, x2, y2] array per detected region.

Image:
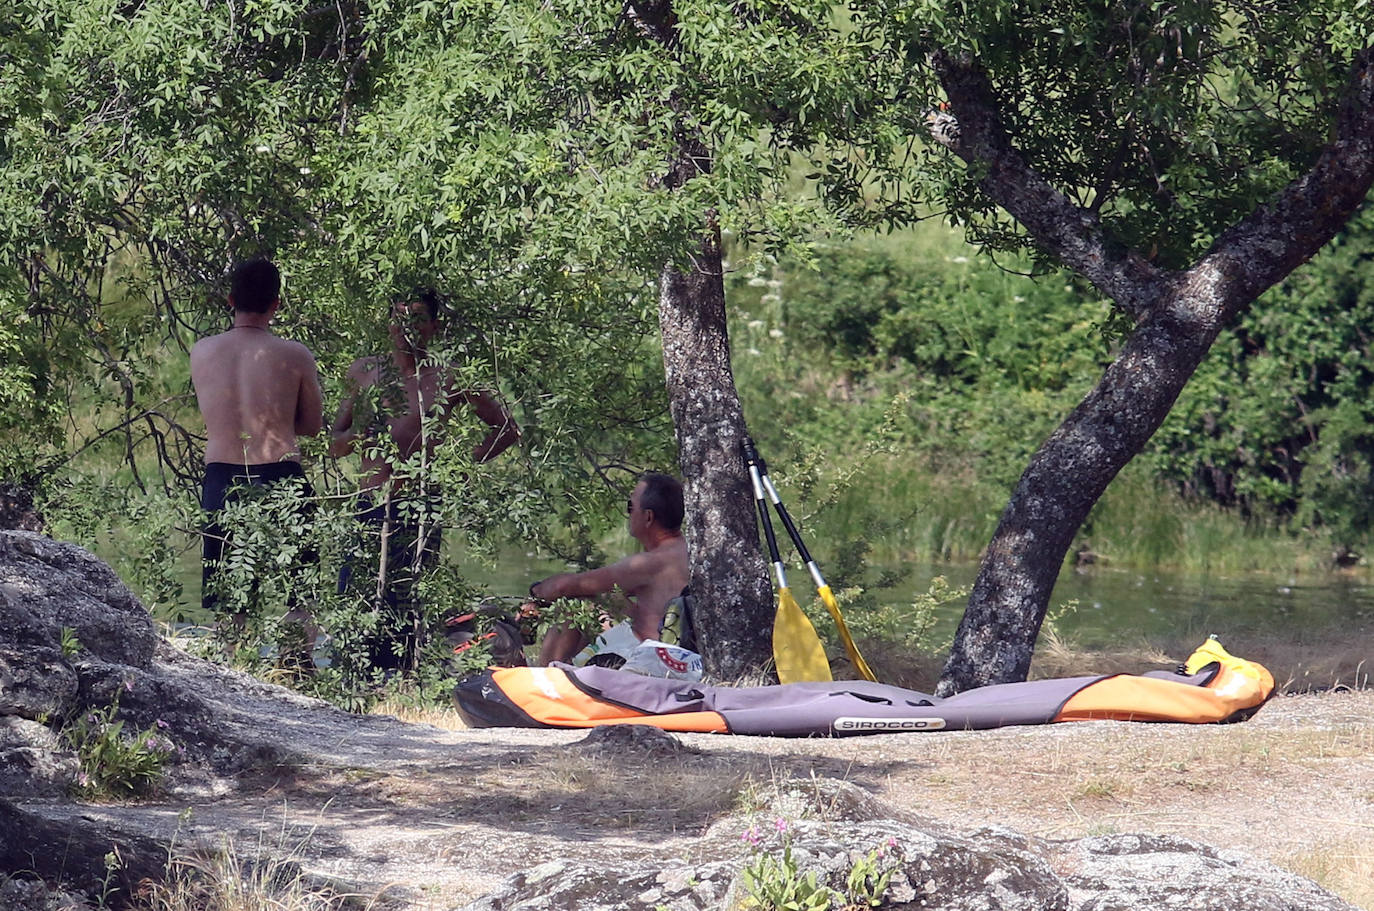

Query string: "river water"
[[470, 550, 1374, 651]]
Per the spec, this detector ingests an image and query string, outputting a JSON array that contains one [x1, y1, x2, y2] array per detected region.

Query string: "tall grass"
[[787, 448, 1360, 577]]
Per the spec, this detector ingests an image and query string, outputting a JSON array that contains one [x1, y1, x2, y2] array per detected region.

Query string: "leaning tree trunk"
[[658, 228, 775, 680], [938, 281, 1225, 694], [932, 48, 1374, 695]]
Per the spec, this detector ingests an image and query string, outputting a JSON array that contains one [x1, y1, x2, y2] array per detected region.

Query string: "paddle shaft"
[[743, 439, 827, 590], [746, 460, 788, 589]]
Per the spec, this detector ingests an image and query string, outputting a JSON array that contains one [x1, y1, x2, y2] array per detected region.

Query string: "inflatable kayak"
[[452, 637, 1274, 736]]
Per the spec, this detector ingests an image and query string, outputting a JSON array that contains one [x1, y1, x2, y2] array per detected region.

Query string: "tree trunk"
[[933, 48, 1374, 695], [938, 279, 1222, 694], [658, 231, 775, 680], [626, 0, 774, 679]]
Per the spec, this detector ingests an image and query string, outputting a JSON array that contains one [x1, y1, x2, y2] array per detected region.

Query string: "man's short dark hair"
[[414, 287, 441, 322], [230, 258, 281, 314], [393, 287, 442, 322], [639, 472, 684, 532]]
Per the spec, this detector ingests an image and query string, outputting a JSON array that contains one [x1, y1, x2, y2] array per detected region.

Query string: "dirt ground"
[[76, 687, 1373, 910]]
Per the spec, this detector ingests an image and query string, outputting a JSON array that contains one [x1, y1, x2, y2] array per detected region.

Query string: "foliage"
[[61, 685, 180, 800], [841, 1, 1369, 265], [730, 210, 1374, 562], [738, 818, 898, 911], [0, 0, 858, 690], [59, 626, 82, 657], [1149, 210, 1374, 546]]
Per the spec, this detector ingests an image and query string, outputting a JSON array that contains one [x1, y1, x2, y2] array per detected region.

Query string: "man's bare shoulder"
[[274, 336, 318, 363], [345, 355, 381, 383], [190, 331, 229, 363], [610, 539, 687, 578]]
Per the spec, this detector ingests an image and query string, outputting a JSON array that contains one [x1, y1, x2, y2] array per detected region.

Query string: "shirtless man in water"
[[191, 258, 323, 646], [329, 290, 519, 670], [530, 472, 690, 665]]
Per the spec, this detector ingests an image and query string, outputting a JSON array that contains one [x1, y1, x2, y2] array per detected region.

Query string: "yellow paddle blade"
[[773, 586, 832, 683], [817, 585, 877, 682]]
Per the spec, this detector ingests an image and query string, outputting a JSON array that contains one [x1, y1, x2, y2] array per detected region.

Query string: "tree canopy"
[[2, 0, 1371, 693]]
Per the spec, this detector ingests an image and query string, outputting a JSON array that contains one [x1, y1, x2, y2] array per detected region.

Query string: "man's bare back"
[[193, 258, 324, 641], [192, 328, 323, 464]]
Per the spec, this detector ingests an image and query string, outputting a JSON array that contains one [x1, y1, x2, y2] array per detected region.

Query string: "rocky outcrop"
[[0, 531, 438, 793], [0, 530, 462, 908], [461, 776, 1354, 911]]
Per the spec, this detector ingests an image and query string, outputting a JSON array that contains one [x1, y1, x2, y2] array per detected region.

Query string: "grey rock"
[[0, 716, 76, 797], [0, 875, 95, 911], [573, 723, 700, 757], [459, 780, 1357, 911], [1055, 833, 1356, 910], [0, 798, 169, 910], [462, 793, 1068, 911], [0, 531, 155, 672], [0, 643, 79, 719]]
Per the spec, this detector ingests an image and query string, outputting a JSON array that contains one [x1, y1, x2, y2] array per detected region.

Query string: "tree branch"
[[928, 50, 1167, 322], [1192, 47, 1374, 309]]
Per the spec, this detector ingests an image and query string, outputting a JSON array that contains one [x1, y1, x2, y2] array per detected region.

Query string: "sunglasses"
[[625, 499, 635, 515]]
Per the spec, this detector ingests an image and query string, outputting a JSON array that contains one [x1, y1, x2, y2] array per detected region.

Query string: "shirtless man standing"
[[191, 258, 324, 644], [330, 290, 519, 670], [531, 472, 690, 665]]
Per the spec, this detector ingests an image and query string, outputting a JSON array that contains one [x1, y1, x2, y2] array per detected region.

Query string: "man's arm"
[[294, 348, 325, 438], [530, 551, 658, 603], [455, 387, 520, 462], [328, 361, 366, 457]]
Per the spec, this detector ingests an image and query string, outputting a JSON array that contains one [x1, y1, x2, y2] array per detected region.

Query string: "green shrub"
[[62, 686, 180, 800]]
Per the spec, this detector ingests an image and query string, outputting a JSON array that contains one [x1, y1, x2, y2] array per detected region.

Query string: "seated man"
[[530, 472, 690, 665]]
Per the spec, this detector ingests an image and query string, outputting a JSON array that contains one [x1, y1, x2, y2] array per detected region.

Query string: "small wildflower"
[[741, 826, 762, 847], [768, 329, 784, 339], [123, 679, 134, 693], [155, 718, 169, 729], [774, 817, 789, 834], [299, 166, 312, 175], [255, 144, 270, 153]]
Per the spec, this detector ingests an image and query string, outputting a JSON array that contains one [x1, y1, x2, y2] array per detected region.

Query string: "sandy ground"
[[51, 687, 1374, 910]]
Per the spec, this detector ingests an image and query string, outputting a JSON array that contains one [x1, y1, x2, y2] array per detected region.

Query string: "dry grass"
[[1286, 840, 1374, 911], [132, 843, 385, 911], [368, 698, 468, 731], [1029, 630, 1372, 694]]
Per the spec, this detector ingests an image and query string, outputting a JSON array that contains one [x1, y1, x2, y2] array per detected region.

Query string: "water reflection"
[[470, 553, 1374, 650]]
